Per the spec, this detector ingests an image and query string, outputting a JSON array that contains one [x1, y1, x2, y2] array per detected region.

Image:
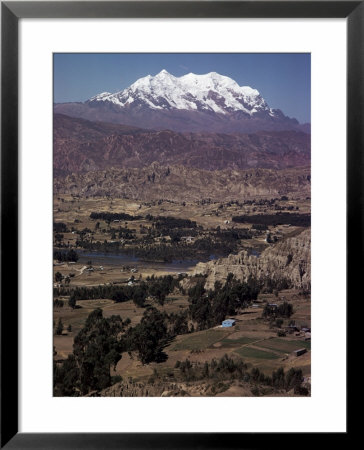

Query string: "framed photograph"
[[1, 1, 357, 448]]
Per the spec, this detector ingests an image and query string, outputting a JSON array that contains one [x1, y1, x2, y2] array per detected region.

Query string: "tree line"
[[55, 274, 182, 309], [90, 212, 142, 222], [146, 215, 197, 229], [53, 249, 79, 262], [232, 212, 311, 227], [172, 354, 307, 395]]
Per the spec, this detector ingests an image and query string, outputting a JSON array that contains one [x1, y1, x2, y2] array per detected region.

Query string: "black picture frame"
[[1, 1, 358, 448]]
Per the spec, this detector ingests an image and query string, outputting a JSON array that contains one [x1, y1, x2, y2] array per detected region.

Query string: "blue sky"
[[54, 53, 310, 123]]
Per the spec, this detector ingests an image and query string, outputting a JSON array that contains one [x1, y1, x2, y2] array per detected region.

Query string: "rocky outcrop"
[[99, 379, 192, 397], [192, 229, 311, 291], [54, 164, 311, 202]]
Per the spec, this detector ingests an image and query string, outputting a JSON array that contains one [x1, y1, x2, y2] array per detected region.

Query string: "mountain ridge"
[[54, 70, 310, 134], [53, 114, 310, 175]]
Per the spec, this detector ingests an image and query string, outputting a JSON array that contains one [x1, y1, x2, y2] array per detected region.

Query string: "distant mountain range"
[[54, 114, 310, 175], [54, 70, 310, 134]]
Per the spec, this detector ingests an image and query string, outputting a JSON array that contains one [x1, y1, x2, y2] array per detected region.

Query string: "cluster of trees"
[[251, 224, 268, 231], [261, 276, 291, 293], [273, 204, 299, 211], [146, 215, 197, 229], [188, 236, 236, 257], [213, 228, 253, 241], [75, 239, 123, 253], [54, 233, 65, 246], [111, 227, 136, 240], [122, 223, 255, 262], [55, 318, 64, 335], [54, 309, 126, 396], [90, 212, 142, 222], [146, 274, 179, 305], [53, 298, 64, 308], [54, 275, 181, 309], [74, 227, 92, 238], [54, 284, 125, 300], [241, 198, 281, 207], [53, 249, 79, 262], [123, 242, 193, 262], [53, 222, 68, 233], [73, 231, 243, 262], [112, 284, 148, 308], [54, 272, 64, 283], [122, 234, 246, 262], [270, 367, 306, 393], [232, 212, 311, 227], [262, 301, 294, 318], [172, 355, 307, 394], [188, 274, 260, 331], [175, 354, 248, 382], [167, 311, 189, 336], [142, 216, 200, 246], [54, 306, 174, 395], [124, 307, 169, 364]]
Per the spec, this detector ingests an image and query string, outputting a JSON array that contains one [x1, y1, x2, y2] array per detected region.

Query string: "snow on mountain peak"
[[89, 70, 274, 116], [89, 91, 112, 101]]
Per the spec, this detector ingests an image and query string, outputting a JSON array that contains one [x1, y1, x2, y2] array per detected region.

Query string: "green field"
[[220, 336, 257, 346], [169, 329, 229, 351], [257, 338, 311, 354], [234, 347, 280, 360]]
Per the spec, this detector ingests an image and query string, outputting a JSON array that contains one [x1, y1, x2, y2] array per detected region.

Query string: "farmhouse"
[[222, 319, 236, 327]]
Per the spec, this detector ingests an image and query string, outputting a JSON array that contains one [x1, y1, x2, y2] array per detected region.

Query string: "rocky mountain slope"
[[54, 70, 309, 133], [54, 114, 310, 175], [99, 379, 255, 397], [54, 164, 311, 202], [192, 229, 311, 291]]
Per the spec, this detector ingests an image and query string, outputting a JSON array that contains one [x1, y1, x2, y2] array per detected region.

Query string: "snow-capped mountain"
[[54, 70, 309, 134], [88, 70, 275, 117]]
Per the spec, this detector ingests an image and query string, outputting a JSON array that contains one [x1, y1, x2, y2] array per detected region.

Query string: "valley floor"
[[53, 195, 311, 397]]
